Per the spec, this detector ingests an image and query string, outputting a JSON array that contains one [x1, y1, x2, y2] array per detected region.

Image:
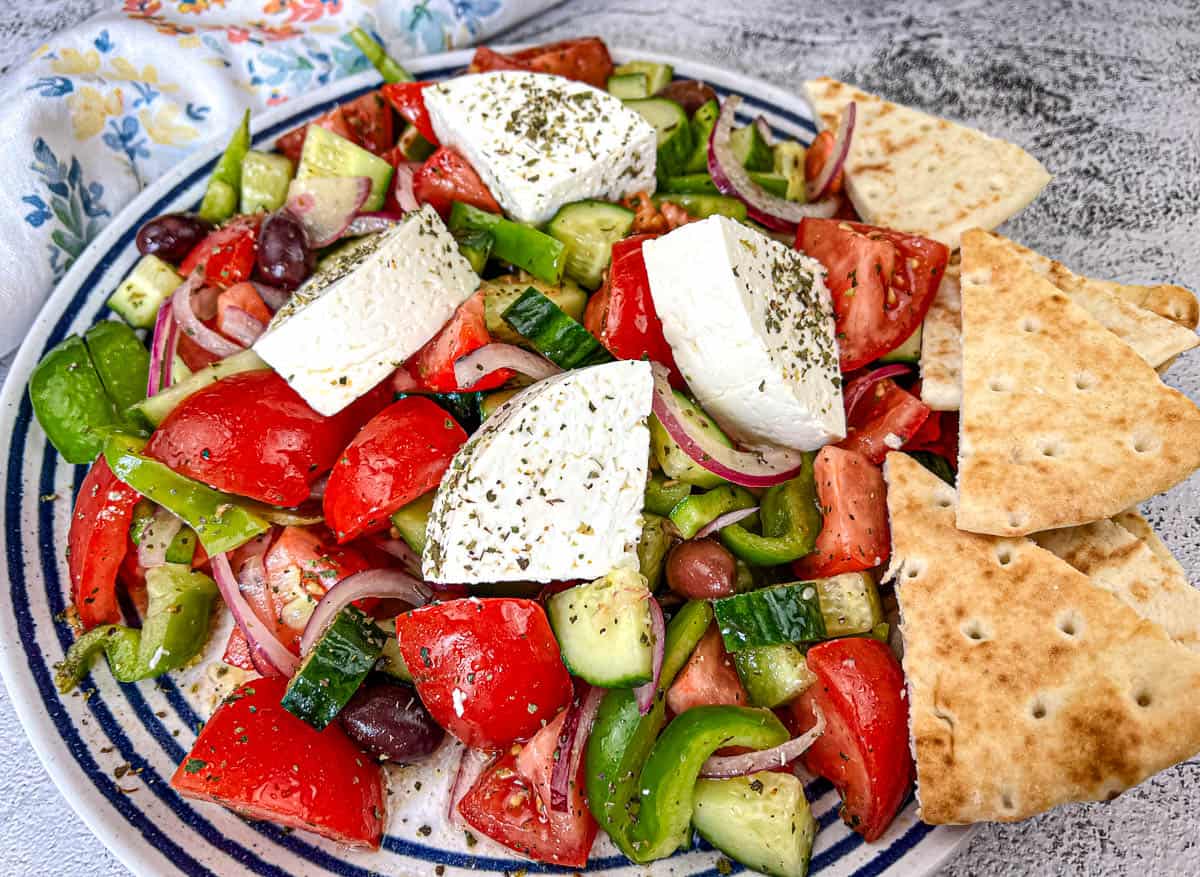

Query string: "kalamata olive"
[[135, 213, 212, 263], [666, 538, 738, 600], [339, 676, 445, 762], [255, 209, 314, 291], [656, 79, 719, 116]]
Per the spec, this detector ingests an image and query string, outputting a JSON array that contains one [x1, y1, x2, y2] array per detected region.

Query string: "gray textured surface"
[[3, 0, 1200, 875]]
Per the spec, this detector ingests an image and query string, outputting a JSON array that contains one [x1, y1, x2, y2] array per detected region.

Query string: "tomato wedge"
[[323, 397, 468, 542], [215, 281, 271, 337], [583, 234, 684, 387], [796, 219, 948, 370], [274, 91, 394, 162], [904, 409, 959, 467], [397, 598, 572, 749], [275, 107, 357, 165], [69, 457, 141, 629], [793, 637, 913, 842], [805, 129, 844, 196], [793, 446, 890, 580], [666, 623, 749, 715], [837, 376, 931, 466], [380, 81, 439, 144], [469, 37, 614, 89], [412, 146, 501, 218], [144, 370, 388, 507], [459, 705, 599, 868], [401, 291, 512, 392], [171, 677, 386, 848], [179, 215, 261, 289]]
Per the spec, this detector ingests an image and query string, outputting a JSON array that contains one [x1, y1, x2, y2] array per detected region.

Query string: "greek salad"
[[33, 32, 966, 876]]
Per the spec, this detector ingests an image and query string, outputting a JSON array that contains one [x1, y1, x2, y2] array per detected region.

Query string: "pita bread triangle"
[[1114, 507, 1188, 578], [956, 227, 1200, 536], [803, 78, 1050, 250], [884, 452, 1200, 824]]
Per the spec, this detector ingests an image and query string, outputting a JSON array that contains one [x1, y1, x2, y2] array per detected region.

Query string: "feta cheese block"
[[422, 71, 657, 224], [423, 360, 653, 584], [643, 215, 845, 450], [253, 205, 477, 416]]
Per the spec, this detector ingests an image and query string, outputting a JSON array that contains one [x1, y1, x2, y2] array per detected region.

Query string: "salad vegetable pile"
[[31, 28, 1200, 877]]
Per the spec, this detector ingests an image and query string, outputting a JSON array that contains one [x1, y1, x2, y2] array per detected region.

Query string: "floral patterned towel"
[[0, 0, 559, 356]]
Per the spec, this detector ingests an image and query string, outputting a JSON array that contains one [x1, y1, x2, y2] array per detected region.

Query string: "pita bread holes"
[[1055, 609, 1084, 640], [960, 618, 991, 643]]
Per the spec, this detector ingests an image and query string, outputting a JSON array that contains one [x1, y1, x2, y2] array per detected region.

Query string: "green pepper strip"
[[585, 600, 712, 860], [348, 27, 414, 83], [720, 454, 822, 565], [644, 473, 691, 517], [83, 321, 150, 430], [103, 433, 269, 555], [198, 109, 251, 223], [669, 484, 757, 540], [449, 201, 566, 284], [629, 705, 790, 861], [54, 563, 218, 692], [636, 513, 674, 592], [130, 501, 199, 565], [28, 335, 125, 464]]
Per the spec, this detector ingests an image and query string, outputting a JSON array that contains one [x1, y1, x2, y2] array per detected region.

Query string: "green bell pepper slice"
[[585, 600, 712, 860], [629, 705, 790, 861], [28, 334, 125, 464], [720, 455, 822, 565], [54, 563, 218, 692], [348, 27, 414, 83], [448, 201, 566, 284], [103, 433, 270, 555], [636, 513, 674, 592], [644, 472, 691, 517], [669, 484, 757, 540], [84, 321, 150, 426], [198, 110, 251, 223]]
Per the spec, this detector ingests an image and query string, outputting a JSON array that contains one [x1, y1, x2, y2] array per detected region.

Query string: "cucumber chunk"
[[108, 254, 183, 329], [685, 99, 719, 173], [650, 391, 732, 488], [132, 348, 269, 427], [773, 140, 808, 202], [547, 568, 654, 687], [814, 571, 884, 637], [638, 513, 675, 591], [878, 322, 922, 364], [731, 123, 774, 172], [480, 387, 521, 420], [391, 490, 435, 554], [375, 620, 412, 682], [396, 123, 436, 162], [733, 643, 816, 708], [661, 171, 788, 198], [651, 193, 747, 221], [296, 124, 393, 212], [713, 581, 827, 652], [613, 60, 674, 94], [624, 96, 693, 177], [607, 72, 650, 99], [483, 274, 587, 345], [501, 287, 612, 369], [692, 771, 817, 877], [241, 149, 295, 213], [281, 606, 385, 730], [545, 200, 635, 289], [645, 472, 691, 516]]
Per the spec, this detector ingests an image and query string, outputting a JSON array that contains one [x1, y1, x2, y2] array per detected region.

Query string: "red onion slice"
[[344, 212, 402, 238], [842, 363, 912, 424], [633, 596, 666, 715], [548, 683, 605, 812], [136, 506, 183, 569], [391, 162, 420, 213], [252, 282, 290, 313], [147, 301, 179, 396], [650, 363, 806, 488], [172, 273, 242, 358], [211, 552, 299, 678], [753, 115, 776, 147], [286, 176, 372, 247], [299, 568, 432, 657], [376, 538, 423, 577], [219, 305, 266, 347], [448, 743, 494, 826], [695, 506, 760, 540], [453, 343, 561, 389], [699, 702, 826, 778], [807, 101, 856, 202], [708, 96, 839, 231]]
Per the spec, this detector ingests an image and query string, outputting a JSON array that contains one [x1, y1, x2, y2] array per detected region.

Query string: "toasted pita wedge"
[[956, 228, 1200, 536], [919, 264, 962, 412], [1034, 519, 1200, 652], [885, 452, 1200, 824], [1051, 274, 1198, 331], [1113, 508, 1188, 579], [803, 78, 1050, 250]]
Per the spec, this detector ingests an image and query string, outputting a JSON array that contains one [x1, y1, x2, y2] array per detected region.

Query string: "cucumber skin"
[[390, 491, 435, 554], [624, 96, 693, 178], [281, 606, 385, 731], [501, 287, 612, 370], [713, 581, 828, 652]]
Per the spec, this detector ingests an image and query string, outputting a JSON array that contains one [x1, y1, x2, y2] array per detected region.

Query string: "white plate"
[[0, 47, 969, 877]]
